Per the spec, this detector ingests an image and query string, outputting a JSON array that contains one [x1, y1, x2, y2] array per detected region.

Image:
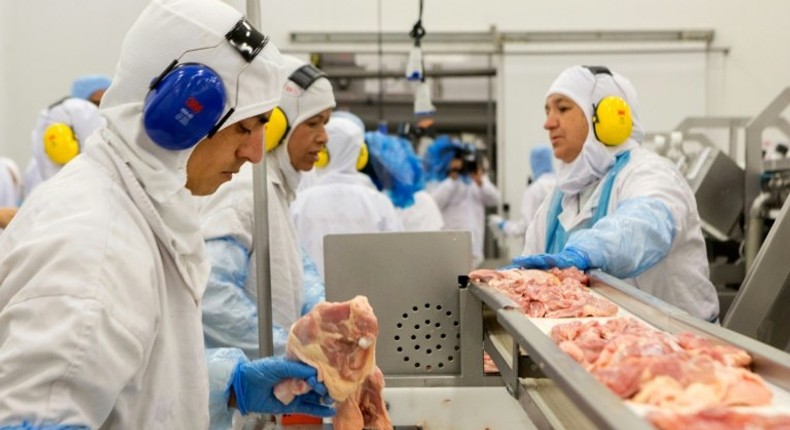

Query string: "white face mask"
[[556, 138, 615, 195]]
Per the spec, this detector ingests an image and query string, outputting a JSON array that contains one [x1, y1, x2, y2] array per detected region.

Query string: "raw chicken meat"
[[278, 295, 393, 430], [469, 267, 617, 317], [648, 408, 790, 430], [550, 318, 773, 410]]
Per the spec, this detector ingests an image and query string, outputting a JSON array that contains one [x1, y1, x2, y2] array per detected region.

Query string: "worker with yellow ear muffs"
[[512, 65, 719, 322], [199, 55, 336, 358]]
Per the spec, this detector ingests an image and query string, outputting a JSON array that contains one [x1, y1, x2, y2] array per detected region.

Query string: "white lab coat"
[[428, 175, 500, 267], [0, 0, 286, 428], [503, 173, 556, 237], [523, 148, 719, 320], [199, 152, 305, 352], [291, 117, 404, 279], [0, 158, 21, 207], [397, 190, 444, 231], [0, 137, 211, 429]]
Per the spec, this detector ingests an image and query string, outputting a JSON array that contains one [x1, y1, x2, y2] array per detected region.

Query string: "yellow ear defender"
[[313, 141, 369, 171], [583, 65, 633, 147], [264, 107, 289, 152], [356, 142, 369, 170], [43, 123, 80, 165], [592, 95, 633, 146]]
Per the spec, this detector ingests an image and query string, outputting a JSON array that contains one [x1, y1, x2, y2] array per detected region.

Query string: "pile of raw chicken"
[[469, 267, 790, 429]]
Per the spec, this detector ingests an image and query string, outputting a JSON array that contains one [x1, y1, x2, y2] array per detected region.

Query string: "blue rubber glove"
[[511, 247, 591, 271], [230, 356, 335, 417]]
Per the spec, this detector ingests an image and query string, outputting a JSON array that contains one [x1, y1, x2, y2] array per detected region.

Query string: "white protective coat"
[[0, 158, 21, 207], [398, 189, 444, 231], [0, 0, 285, 428], [291, 117, 404, 278], [428, 174, 500, 267]]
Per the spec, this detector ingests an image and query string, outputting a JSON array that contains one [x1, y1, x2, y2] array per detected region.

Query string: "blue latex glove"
[[511, 247, 591, 271], [230, 356, 335, 417]]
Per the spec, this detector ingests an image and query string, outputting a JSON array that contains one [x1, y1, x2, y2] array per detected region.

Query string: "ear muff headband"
[[313, 141, 368, 171], [43, 123, 80, 165], [264, 64, 329, 152], [264, 107, 289, 152], [584, 65, 633, 146], [143, 18, 269, 151]]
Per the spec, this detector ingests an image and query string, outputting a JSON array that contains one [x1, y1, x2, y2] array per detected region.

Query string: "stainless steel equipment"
[[725, 191, 790, 352], [323, 231, 489, 386], [685, 145, 744, 241], [471, 270, 790, 430]]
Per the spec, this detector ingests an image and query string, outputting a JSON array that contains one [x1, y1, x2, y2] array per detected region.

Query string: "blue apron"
[[544, 150, 631, 253]]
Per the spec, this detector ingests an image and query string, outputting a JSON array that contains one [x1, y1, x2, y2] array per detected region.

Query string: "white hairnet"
[[31, 97, 102, 181], [99, 0, 286, 204], [546, 65, 642, 194]]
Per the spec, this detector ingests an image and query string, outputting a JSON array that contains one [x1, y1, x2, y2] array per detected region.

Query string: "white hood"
[[269, 55, 336, 195], [546, 65, 643, 195], [315, 116, 373, 188], [31, 97, 102, 181], [96, 0, 285, 289]]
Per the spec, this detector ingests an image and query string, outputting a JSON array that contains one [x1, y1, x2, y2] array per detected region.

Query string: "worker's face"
[[288, 108, 331, 171], [186, 112, 270, 196], [88, 89, 106, 107], [544, 94, 589, 163]]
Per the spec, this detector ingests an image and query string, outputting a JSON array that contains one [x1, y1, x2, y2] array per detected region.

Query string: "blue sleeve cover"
[[206, 347, 246, 430], [566, 197, 676, 279], [203, 238, 288, 359], [300, 247, 325, 316]]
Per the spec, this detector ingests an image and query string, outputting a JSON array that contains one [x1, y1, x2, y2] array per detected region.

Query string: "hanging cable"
[[406, 0, 426, 81]]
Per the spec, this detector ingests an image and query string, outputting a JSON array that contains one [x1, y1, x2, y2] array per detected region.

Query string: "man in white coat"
[[199, 55, 336, 358], [513, 65, 719, 322], [0, 1, 333, 429], [291, 116, 404, 279]]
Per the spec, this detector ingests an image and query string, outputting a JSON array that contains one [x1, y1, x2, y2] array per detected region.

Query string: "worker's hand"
[[0, 207, 18, 229], [230, 356, 335, 417], [511, 247, 591, 271], [471, 167, 483, 186], [487, 214, 506, 232]]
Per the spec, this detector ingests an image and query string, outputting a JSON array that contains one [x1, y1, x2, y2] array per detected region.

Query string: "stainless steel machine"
[[320, 231, 790, 429]]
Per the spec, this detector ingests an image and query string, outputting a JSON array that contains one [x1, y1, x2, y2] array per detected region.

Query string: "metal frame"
[[469, 270, 790, 429]]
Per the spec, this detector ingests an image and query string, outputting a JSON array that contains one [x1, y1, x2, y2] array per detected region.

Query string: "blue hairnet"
[[70, 74, 112, 100], [423, 135, 462, 182], [530, 146, 554, 179], [365, 131, 424, 208]]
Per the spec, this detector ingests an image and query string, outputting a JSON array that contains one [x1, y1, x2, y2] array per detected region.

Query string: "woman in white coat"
[[0, 1, 332, 429], [291, 116, 404, 279], [199, 55, 336, 358], [513, 65, 719, 322]]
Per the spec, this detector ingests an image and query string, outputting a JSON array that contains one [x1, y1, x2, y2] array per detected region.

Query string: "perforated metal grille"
[[390, 302, 461, 373]]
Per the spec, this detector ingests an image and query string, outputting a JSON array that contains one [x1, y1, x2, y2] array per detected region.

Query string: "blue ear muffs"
[[143, 63, 227, 151], [142, 18, 270, 151]]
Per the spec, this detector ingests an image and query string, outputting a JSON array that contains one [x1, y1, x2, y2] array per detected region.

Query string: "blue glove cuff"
[[230, 361, 251, 415], [564, 247, 591, 269], [498, 220, 507, 230]]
